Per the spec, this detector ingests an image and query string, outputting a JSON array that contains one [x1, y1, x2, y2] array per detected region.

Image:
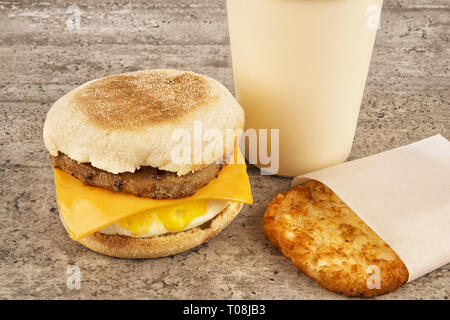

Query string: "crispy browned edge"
[[60, 202, 243, 259], [262, 182, 409, 297]]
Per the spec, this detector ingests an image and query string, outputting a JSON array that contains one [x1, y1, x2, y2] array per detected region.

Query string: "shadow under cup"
[[227, 0, 383, 176]]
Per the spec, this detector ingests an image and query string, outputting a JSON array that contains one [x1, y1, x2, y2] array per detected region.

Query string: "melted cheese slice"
[[55, 150, 253, 240]]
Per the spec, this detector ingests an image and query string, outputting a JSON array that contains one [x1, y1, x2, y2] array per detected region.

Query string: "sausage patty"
[[51, 153, 223, 199]]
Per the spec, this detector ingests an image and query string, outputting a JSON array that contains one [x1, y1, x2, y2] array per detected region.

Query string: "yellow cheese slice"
[[54, 150, 253, 240]]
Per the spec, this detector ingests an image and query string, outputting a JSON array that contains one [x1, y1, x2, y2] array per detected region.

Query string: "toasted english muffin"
[[43, 69, 244, 175], [263, 180, 408, 297], [45, 69, 250, 259]]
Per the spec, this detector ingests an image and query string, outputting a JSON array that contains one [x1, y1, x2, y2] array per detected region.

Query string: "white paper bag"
[[292, 135, 450, 281]]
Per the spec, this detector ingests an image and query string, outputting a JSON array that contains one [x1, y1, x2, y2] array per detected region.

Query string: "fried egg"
[[99, 199, 230, 237]]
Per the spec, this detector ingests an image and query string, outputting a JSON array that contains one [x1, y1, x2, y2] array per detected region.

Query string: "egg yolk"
[[119, 200, 209, 235]]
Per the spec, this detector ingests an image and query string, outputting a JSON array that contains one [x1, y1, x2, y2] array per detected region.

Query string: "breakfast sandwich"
[[263, 180, 408, 297], [43, 69, 252, 258]]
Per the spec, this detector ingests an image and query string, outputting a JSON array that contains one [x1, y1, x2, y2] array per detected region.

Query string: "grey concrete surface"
[[0, 0, 449, 299]]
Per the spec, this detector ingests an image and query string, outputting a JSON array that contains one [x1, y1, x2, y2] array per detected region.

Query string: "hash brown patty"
[[263, 180, 408, 297]]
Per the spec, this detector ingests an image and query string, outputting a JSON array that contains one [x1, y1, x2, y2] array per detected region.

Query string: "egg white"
[[99, 199, 230, 238]]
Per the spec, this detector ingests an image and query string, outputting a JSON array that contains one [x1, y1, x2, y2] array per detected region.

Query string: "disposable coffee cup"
[[227, 0, 383, 176]]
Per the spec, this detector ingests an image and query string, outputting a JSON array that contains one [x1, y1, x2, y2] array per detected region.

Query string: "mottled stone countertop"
[[0, 0, 448, 299]]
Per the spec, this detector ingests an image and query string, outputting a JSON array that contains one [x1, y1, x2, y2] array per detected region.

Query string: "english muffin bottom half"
[[44, 69, 252, 258]]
